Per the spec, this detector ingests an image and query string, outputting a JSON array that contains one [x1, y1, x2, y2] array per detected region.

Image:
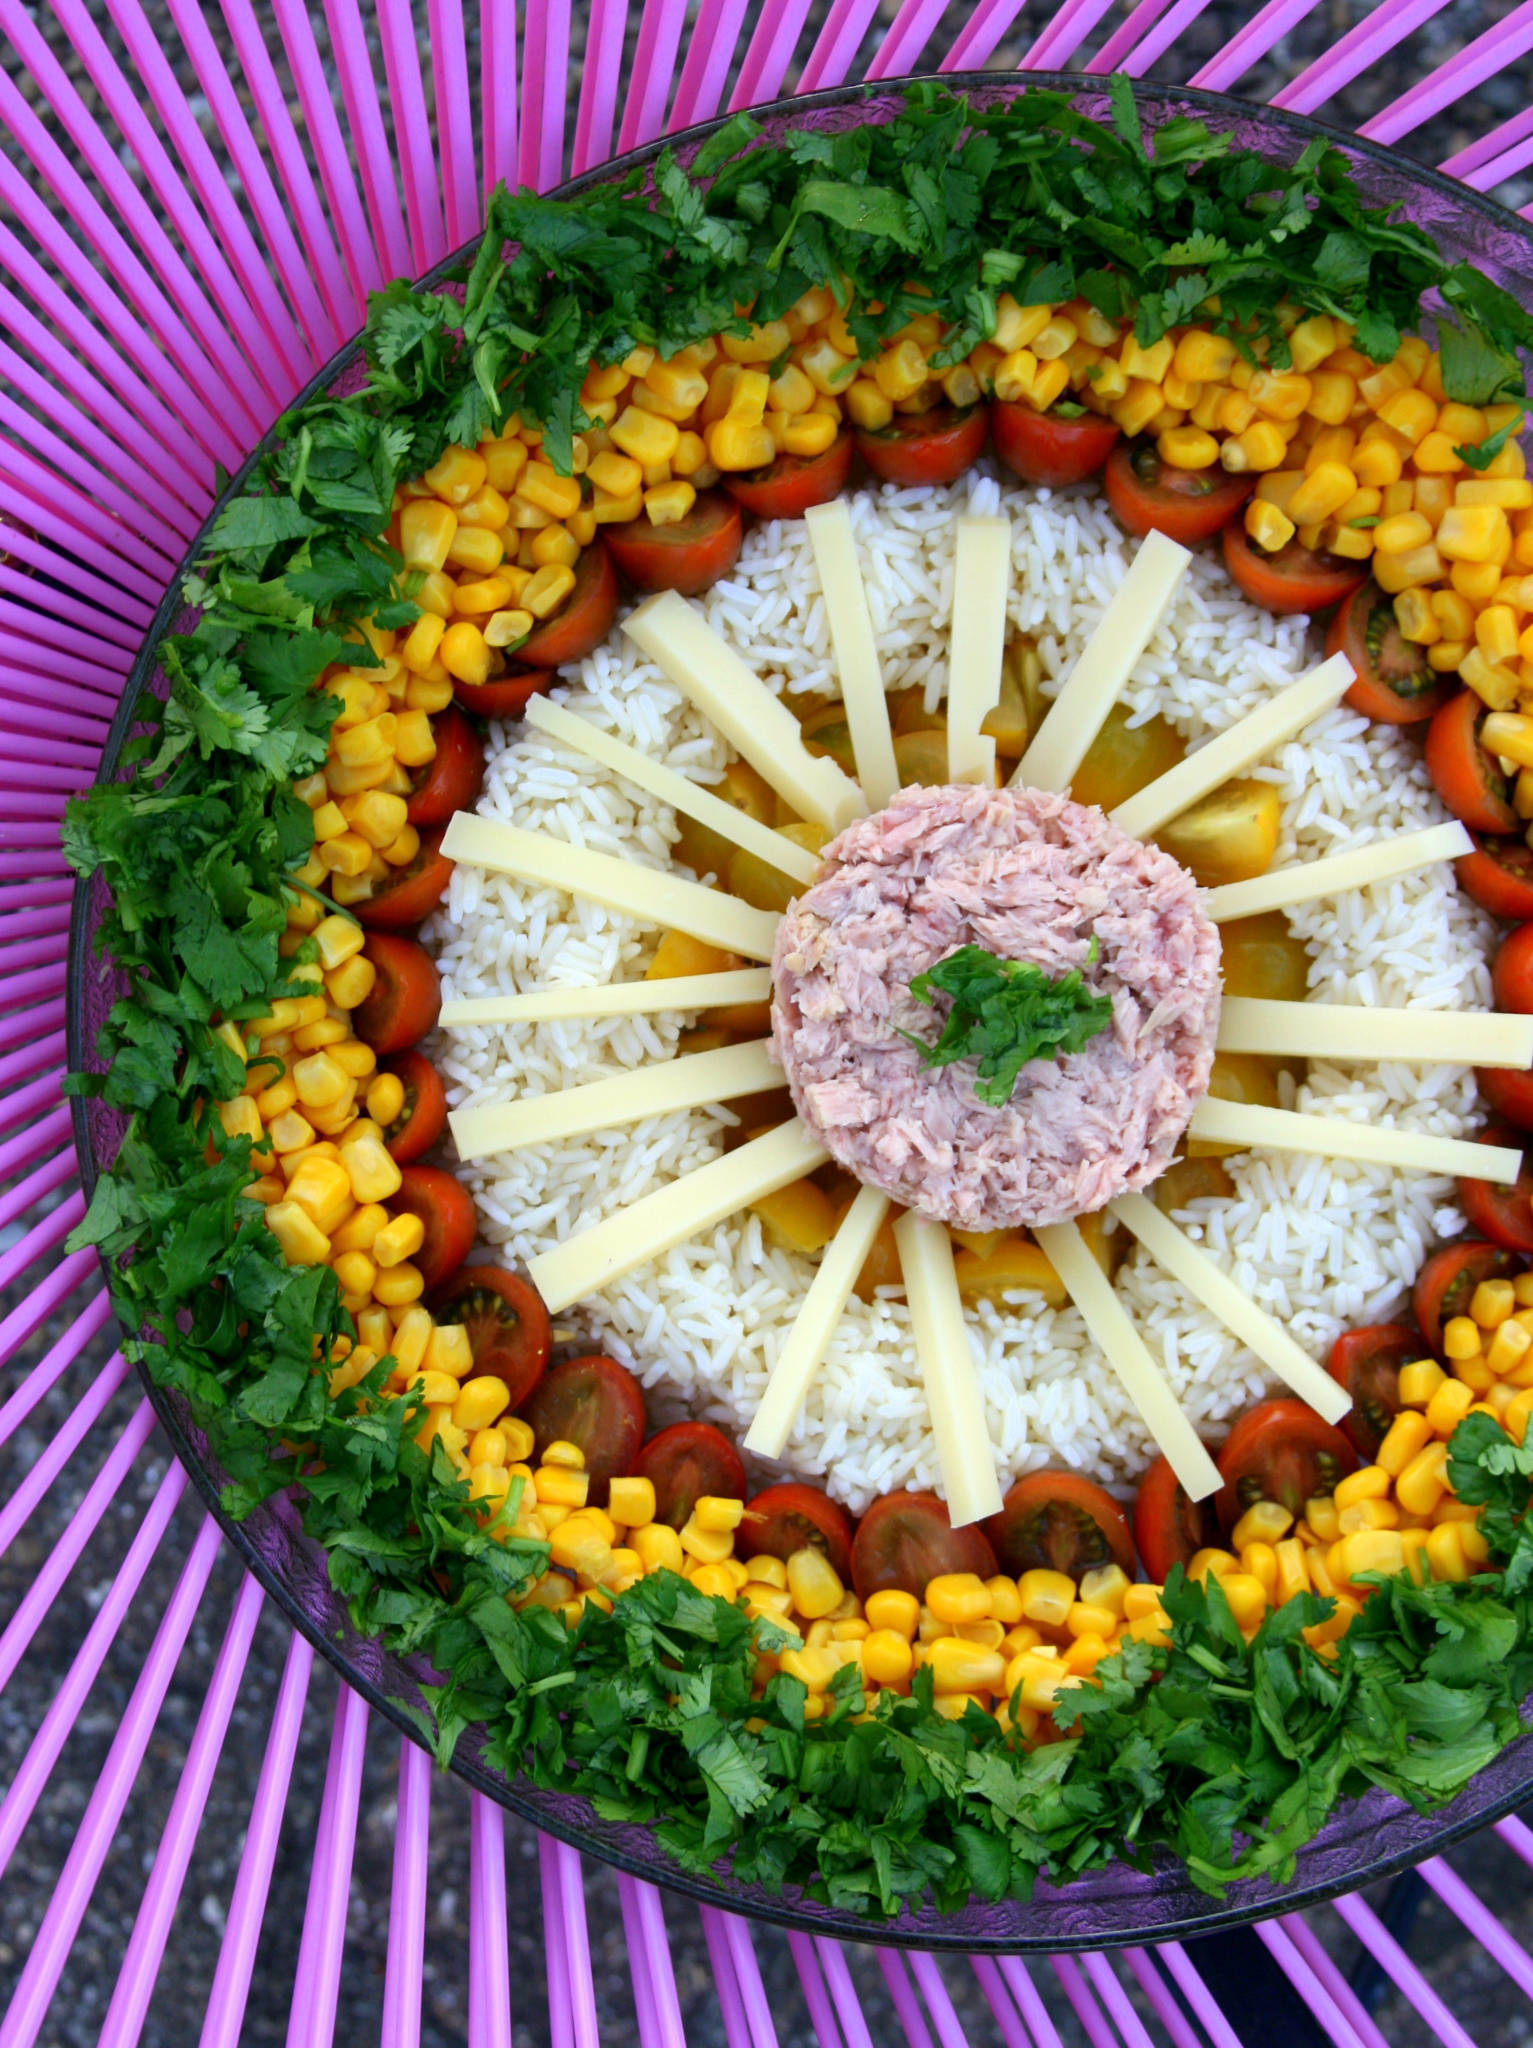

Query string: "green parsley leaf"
[[900, 942, 1114, 1106]]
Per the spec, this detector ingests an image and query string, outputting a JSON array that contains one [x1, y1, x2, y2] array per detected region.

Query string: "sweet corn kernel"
[[607, 1476, 656, 1527], [984, 1576, 1023, 1626], [535, 1465, 590, 1509], [1017, 1569, 1075, 1628], [1444, 1315, 1485, 1361], [453, 1376, 511, 1431], [1439, 503, 1511, 563], [1395, 1440, 1450, 1517], [744, 1553, 788, 1588], [927, 1638, 1006, 1696], [695, 1496, 744, 1534], [1426, 1378, 1476, 1436], [1376, 1409, 1434, 1477], [787, 1548, 844, 1619], [1334, 1466, 1390, 1511], [1231, 1500, 1295, 1548], [1158, 425, 1219, 470], [1245, 499, 1296, 553], [266, 1199, 332, 1265], [679, 1517, 733, 1565], [1398, 1358, 1447, 1408], [1222, 421, 1288, 472], [1488, 1318, 1533, 1376], [864, 1589, 920, 1638], [1274, 1538, 1311, 1604]]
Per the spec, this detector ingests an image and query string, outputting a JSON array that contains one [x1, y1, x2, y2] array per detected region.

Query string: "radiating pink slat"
[[1121, 1950, 1202, 2048], [0, 510, 164, 609], [0, 728, 108, 778], [320, 0, 416, 281], [519, 0, 573, 189], [539, 1836, 599, 2048], [1361, 0, 1533, 145], [908, 1955, 969, 2048], [0, 642, 127, 710], [815, 1938, 877, 2048], [1190, 0, 1319, 89], [0, 1510, 222, 2048], [940, 0, 1030, 71], [0, 1071, 70, 1152], [380, 1738, 431, 2048], [700, 1907, 759, 2048], [480, 0, 520, 196], [617, 0, 689, 152], [1278, 1918, 1392, 2048], [98, 1572, 267, 2048], [969, 1956, 1039, 2048], [1497, 1813, 1533, 1870], [1440, 103, 1533, 182], [730, 0, 815, 109], [0, 566, 146, 649], [1116, 0, 1219, 75], [1455, 125, 1533, 193], [467, 1794, 513, 2048], [0, 427, 181, 575], [0, 1101, 71, 1181], [0, 1342, 134, 1569], [1155, 1943, 1244, 2048], [571, 0, 628, 173], [619, 1876, 685, 2048], [1052, 1956, 1122, 2048], [1328, 1893, 1477, 2048], [0, 691, 108, 741], [669, 0, 751, 130], [799, 0, 883, 91], [0, 905, 73, 945], [1086, 0, 1178, 74], [0, 1187, 85, 1292], [0, 1245, 95, 1366], [786, 1933, 841, 2048], [0, 845, 73, 880], [427, 0, 480, 248], [1273, 0, 1445, 116], [0, 1150, 81, 1236], [866, 0, 950, 79], [267, 0, 391, 306], [375, 0, 451, 271], [285, 1683, 369, 2048], [200, 1630, 316, 2048], [1418, 1858, 1533, 2001], [1257, 1921, 1374, 2048], [1021, 0, 1120, 71], [875, 1952, 934, 2048]]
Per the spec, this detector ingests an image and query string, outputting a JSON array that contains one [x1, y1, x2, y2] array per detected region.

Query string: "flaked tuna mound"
[[771, 784, 1223, 1232]]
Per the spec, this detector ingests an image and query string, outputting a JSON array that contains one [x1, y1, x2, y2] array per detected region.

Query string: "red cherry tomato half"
[[1214, 1398, 1358, 1535], [1223, 521, 1368, 617], [724, 432, 854, 520], [1133, 1456, 1220, 1584], [380, 1047, 447, 1164], [430, 1265, 551, 1408], [737, 1483, 855, 1583], [516, 538, 619, 668], [1459, 835, 1533, 922], [1105, 440, 1254, 546], [1477, 1063, 1533, 1132], [1426, 691, 1519, 836], [351, 933, 442, 1054], [391, 1165, 477, 1293], [849, 1491, 998, 1602], [1414, 1239, 1523, 1355], [404, 706, 484, 827], [1459, 1123, 1533, 1253], [857, 405, 990, 488], [355, 828, 453, 930], [603, 490, 744, 597], [634, 1421, 747, 1529], [985, 1471, 1135, 1580], [452, 669, 553, 721], [520, 1354, 646, 1505], [991, 402, 1119, 489], [1326, 577, 1453, 725], [1326, 1324, 1418, 1460], [1494, 924, 1533, 1015]]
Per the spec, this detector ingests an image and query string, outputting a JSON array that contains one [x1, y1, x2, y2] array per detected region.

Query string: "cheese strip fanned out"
[[746, 1185, 891, 1461], [1110, 1193, 1352, 1426], [528, 1120, 831, 1315], [441, 813, 781, 962], [449, 1039, 780, 1162], [945, 515, 1011, 786], [1216, 996, 1533, 1070], [805, 501, 900, 811], [1033, 1219, 1221, 1500], [1186, 1097, 1523, 1185], [623, 591, 866, 830], [1015, 529, 1190, 795], [524, 697, 820, 884], [1204, 822, 1472, 923], [892, 1213, 1004, 1527], [440, 969, 772, 1028], [1110, 653, 1354, 840]]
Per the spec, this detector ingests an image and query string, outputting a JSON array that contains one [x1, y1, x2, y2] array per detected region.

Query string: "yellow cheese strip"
[[945, 515, 1011, 786], [1110, 652, 1354, 840], [1109, 1193, 1352, 1426], [441, 813, 781, 961], [622, 591, 866, 830], [449, 1039, 781, 1162], [1015, 529, 1190, 794], [1186, 1096, 1522, 1185], [745, 1185, 891, 1461], [805, 500, 900, 811], [892, 1213, 1004, 1527], [1033, 1219, 1221, 1500], [524, 697, 820, 884], [528, 1120, 831, 1315], [440, 968, 772, 1028], [1216, 996, 1533, 1069], [1205, 822, 1472, 922]]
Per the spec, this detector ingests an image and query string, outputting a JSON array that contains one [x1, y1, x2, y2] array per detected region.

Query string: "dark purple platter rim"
[[65, 72, 1533, 1951]]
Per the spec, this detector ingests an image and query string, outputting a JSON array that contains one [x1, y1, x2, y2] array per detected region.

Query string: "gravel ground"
[[6, 2, 1533, 2041]]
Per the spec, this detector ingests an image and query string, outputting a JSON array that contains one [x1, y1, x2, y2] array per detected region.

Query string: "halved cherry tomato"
[[391, 1165, 476, 1292], [724, 433, 854, 519], [849, 1491, 998, 1602], [1414, 1239, 1522, 1354], [1214, 1399, 1358, 1534], [452, 669, 552, 721], [405, 706, 483, 826], [1494, 924, 1533, 1015], [1327, 1325, 1417, 1459], [520, 1354, 646, 1504], [603, 491, 743, 597], [380, 1047, 447, 1163], [355, 829, 453, 930], [857, 404, 989, 487], [737, 1482, 855, 1582], [1459, 1123, 1533, 1253], [352, 933, 441, 1053], [1105, 440, 1253, 545], [1326, 576, 1452, 725], [991, 402, 1119, 489], [431, 1265, 551, 1407], [634, 1421, 746, 1529], [1425, 691, 1519, 835], [1458, 835, 1533, 922], [1223, 521, 1367, 617], [1133, 1456, 1219, 1584], [1477, 1064, 1533, 1132], [517, 538, 619, 667], [985, 1472, 1134, 1580]]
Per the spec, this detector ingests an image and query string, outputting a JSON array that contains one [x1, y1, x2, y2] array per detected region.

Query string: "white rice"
[[426, 466, 1497, 1511]]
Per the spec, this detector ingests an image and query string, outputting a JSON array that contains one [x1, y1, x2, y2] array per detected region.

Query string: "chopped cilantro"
[[901, 942, 1114, 1105]]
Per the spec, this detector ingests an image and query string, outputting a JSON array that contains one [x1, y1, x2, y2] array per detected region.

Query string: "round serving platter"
[[64, 72, 1533, 1951]]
